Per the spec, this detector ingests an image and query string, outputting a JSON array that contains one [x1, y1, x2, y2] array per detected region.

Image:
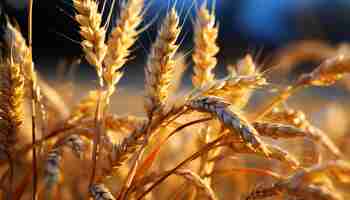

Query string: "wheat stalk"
[[144, 8, 181, 117], [72, 0, 108, 180], [192, 2, 219, 88]]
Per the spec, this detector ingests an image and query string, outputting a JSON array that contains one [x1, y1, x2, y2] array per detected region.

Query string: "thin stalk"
[[28, 0, 37, 199], [209, 168, 283, 180], [253, 84, 303, 121], [90, 84, 105, 186], [118, 109, 193, 199], [136, 135, 225, 200], [30, 81, 37, 200], [123, 117, 213, 198]]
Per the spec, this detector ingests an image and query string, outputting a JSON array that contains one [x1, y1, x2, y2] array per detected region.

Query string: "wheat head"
[[192, 2, 219, 87], [0, 58, 24, 153], [144, 8, 181, 117], [74, 0, 107, 84], [90, 183, 116, 200], [189, 96, 271, 156], [103, 0, 144, 89]]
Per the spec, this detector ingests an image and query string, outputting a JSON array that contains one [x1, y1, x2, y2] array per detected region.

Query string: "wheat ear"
[[189, 96, 271, 156], [203, 71, 267, 108], [103, 0, 144, 91], [246, 183, 283, 200], [0, 58, 24, 154], [253, 122, 307, 139], [74, 0, 107, 86], [144, 8, 181, 117], [267, 107, 342, 158], [3, 11, 40, 199], [44, 135, 85, 189], [191, 3, 220, 187], [90, 183, 116, 200], [227, 140, 299, 168], [298, 54, 350, 86], [175, 169, 218, 200], [192, 2, 219, 87], [254, 54, 350, 121]]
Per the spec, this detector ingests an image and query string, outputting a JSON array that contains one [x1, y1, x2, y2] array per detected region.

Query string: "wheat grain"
[[104, 114, 147, 134], [197, 122, 222, 185], [168, 52, 188, 96]]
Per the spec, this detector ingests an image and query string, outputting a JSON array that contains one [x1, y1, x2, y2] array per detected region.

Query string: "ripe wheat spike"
[[104, 0, 144, 89], [189, 96, 271, 156], [192, 1, 219, 87], [144, 8, 181, 116], [0, 58, 24, 153], [298, 54, 350, 86], [74, 0, 107, 85], [90, 183, 116, 200]]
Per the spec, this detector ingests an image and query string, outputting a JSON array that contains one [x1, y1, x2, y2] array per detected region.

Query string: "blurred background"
[[3, 0, 350, 89]]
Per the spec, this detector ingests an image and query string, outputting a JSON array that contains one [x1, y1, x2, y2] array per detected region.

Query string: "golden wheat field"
[[1, 0, 350, 199]]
